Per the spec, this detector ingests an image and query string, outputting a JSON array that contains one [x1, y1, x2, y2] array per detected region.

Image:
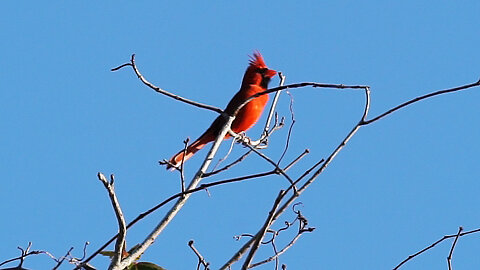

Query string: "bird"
[[166, 51, 277, 170]]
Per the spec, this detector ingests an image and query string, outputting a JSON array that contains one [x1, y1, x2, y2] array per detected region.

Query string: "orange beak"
[[265, 69, 277, 78]]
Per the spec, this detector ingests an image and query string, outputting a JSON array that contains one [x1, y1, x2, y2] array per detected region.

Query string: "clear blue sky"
[[1, 1, 480, 269]]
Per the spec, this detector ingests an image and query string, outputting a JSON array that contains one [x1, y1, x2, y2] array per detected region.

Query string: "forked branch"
[[97, 173, 126, 270]]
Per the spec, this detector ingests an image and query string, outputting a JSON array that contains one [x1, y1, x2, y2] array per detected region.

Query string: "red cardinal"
[[167, 52, 277, 170]]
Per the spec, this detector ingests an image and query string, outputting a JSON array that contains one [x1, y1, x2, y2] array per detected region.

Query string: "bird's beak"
[[265, 69, 277, 78]]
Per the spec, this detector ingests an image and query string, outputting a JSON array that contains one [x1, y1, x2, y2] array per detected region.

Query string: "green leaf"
[[99, 250, 116, 258], [127, 262, 166, 270]]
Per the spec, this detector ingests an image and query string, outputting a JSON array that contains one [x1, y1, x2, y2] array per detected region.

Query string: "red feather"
[[167, 52, 276, 170]]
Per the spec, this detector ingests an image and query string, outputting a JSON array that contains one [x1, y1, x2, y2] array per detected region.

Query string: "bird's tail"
[[166, 134, 213, 171]]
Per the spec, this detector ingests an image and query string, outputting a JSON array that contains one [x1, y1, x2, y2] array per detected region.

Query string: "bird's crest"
[[249, 51, 267, 68]]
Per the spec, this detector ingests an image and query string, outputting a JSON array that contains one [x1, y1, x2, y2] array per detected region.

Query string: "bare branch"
[[112, 54, 223, 114], [211, 135, 237, 171], [220, 87, 371, 270], [262, 72, 286, 139], [203, 149, 253, 177], [243, 144, 297, 190], [52, 247, 74, 270], [362, 80, 480, 125], [97, 173, 127, 270], [111, 62, 132, 71], [221, 77, 479, 270], [233, 82, 369, 118], [276, 90, 295, 166], [393, 227, 480, 270], [219, 159, 325, 270], [100, 55, 480, 270], [207, 134, 306, 179], [223, 87, 371, 270], [81, 242, 90, 261], [273, 86, 370, 218], [250, 203, 314, 269], [79, 169, 276, 268], [283, 149, 310, 172], [112, 116, 236, 270], [188, 240, 210, 270], [447, 226, 463, 270], [250, 233, 300, 269], [0, 243, 54, 268], [242, 190, 285, 269], [180, 138, 190, 194]]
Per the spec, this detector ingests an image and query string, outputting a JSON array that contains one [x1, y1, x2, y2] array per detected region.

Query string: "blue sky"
[[1, 1, 480, 269]]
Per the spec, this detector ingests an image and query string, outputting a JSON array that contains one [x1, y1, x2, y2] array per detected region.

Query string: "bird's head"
[[243, 51, 277, 89]]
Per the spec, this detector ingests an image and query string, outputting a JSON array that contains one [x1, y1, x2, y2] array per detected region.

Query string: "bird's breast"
[[230, 89, 268, 134]]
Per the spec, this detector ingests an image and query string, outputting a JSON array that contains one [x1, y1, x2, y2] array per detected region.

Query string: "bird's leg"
[[229, 130, 268, 149], [247, 138, 268, 149], [228, 130, 251, 145], [229, 130, 249, 144]]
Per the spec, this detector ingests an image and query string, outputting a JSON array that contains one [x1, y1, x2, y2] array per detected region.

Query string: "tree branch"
[[112, 115, 236, 270], [393, 227, 480, 269], [250, 206, 314, 269], [97, 173, 126, 270], [188, 240, 210, 270], [105, 55, 480, 270], [447, 226, 463, 270], [111, 54, 223, 114], [262, 72, 286, 139], [220, 86, 371, 269], [242, 190, 285, 269], [362, 79, 480, 125]]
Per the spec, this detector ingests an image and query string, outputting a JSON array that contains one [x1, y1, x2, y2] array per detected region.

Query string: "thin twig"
[[447, 226, 463, 270], [111, 63, 131, 71], [69, 241, 90, 265], [112, 54, 223, 114], [188, 240, 210, 270], [283, 149, 310, 172], [277, 90, 295, 166], [275, 86, 370, 218], [250, 232, 300, 268], [68, 242, 92, 268], [362, 79, 480, 125], [250, 203, 315, 268], [220, 87, 371, 270], [233, 82, 369, 118], [222, 110, 285, 172], [0, 243, 48, 268], [272, 238, 279, 270], [244, 145, 297, 190], [112, 116, 236, 270], [262, 72, 286, 139], [211, 135, 237, 171], [250, 203, 314, 269], [242, 190, 285, 269], [234, 234, 256, 240], [79, 170, 276, 268], [0, 250, 45, 268], [262, 112, 285, 144], [97, 173, 127, 270], [219, 159, 324, 270], [393, 227, 480, 270], [52, 247, 74, 270], [290, 159, 325, 189], [180, 138, 190, 194], [204, 150, 253, 177]]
